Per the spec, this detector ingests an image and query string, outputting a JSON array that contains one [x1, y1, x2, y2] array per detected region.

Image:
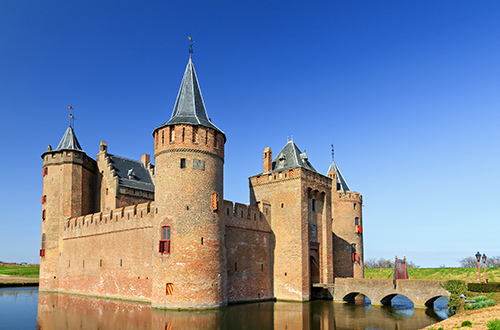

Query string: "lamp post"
[[475, 251, 482, 283], [482, 254, 487, 283]]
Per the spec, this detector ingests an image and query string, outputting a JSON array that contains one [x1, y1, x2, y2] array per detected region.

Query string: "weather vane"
[[188, 36, 194, 56], [67, 105, 75, 128], [331, 144, 335, 161]]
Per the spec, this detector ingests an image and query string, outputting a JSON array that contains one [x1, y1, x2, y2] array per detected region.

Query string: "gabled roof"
[[108, 154, 155, 193], [328, 160, 351, 192], [154, 56, 224, 136], [55, 125, 83, 152]]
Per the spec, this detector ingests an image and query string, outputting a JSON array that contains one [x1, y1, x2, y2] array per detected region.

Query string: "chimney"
[[263, 147, 272, 173], [141, 154, 151, 168], [99, 141, 107, 154]]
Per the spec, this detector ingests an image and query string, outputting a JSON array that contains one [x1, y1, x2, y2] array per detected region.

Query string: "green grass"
[[487, 319, 500, 330], [0, 265, 40, 278], [365, 267, 500, 282]]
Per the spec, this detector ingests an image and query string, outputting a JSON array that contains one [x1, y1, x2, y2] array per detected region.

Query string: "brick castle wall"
[[223, 201, 273, 302]]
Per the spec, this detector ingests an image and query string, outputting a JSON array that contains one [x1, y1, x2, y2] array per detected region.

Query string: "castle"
[[39, 54, 364, 309]]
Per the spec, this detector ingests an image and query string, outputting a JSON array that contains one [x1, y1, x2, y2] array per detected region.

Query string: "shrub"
[[472, 295, 487, 302], [468, 283, 500, 293], [443, 280, 467, 313], [461, 321, 472, 327], [465, 299, 495, 310], [487, 319, 500, 330]]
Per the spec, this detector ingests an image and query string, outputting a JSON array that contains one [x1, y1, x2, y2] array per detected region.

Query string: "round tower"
[[151, 56, 227, 308], [328, 157, 364, 278], [40, 124, 95, 291]]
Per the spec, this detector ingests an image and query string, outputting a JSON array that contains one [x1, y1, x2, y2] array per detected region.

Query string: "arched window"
[[159, 226, 171, 254]]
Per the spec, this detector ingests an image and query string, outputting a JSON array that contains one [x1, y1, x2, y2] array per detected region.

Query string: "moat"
[[1, 287, 448, 330]]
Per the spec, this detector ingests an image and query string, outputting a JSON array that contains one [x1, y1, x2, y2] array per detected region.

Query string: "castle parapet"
[[63, 202, 155, 239], [223, 200, 271, 233], [336, 191, 362, 203]]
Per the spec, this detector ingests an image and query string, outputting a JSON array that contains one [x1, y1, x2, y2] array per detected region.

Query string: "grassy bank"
[[0, 265, 39, 278], [365, 267, 500, 282]]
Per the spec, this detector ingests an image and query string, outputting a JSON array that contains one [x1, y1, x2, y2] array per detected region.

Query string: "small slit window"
[[180, 158, 186, 168]]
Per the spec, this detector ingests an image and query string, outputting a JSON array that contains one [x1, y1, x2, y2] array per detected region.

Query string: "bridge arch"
[[424, 296, 449, 309], [342, 292, 371, 304]]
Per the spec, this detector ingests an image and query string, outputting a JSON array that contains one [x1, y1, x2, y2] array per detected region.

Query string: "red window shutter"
[[159, 241, 164, 253], [41, 196, 44, 204], [166, 240, 171, 254], [40, 249, 45, 257], [357, 226, 362, 234]]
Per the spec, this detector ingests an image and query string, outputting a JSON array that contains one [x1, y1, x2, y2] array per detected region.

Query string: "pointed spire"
[[54, 124, 83, 152], [328, 154, 351, 192], [155, 57, 224, 136]]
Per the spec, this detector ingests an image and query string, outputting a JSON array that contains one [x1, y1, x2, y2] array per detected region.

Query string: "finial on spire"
[[188, 36, 194, 57], [331, 144, 335, 161], [67, 105, 75, 128], [291, 135, 293, 141]]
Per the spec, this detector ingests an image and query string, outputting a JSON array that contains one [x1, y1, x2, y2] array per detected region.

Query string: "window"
[[355, 217, 359, 226], [354, 203, 357, 210], [106, 188, 109, 195], [161, 130, 164, 145], [159, 226, 171, 254], [182, 128, 185, 141], [41, 234, 46, 249], [41, 195, 47, 204], [42, 209, 46, 221], [42, 167, 48, 177], [169, 127, 174, 142], [180, 158, 186, 168], [192, 126, 198, 143], [312, 199, 316, 212]]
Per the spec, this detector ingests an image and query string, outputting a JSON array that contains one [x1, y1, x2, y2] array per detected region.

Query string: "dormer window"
[[279, 153, 286, 165], [127, 169, 136, 180]]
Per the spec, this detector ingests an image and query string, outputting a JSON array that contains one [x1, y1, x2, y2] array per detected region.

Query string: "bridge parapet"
[[333, 278, 450, 309]]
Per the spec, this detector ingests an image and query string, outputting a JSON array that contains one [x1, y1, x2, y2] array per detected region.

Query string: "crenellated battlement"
[[335, 190, 362, 203], [42, 149, 96, 172], [154, 124, 225, 161], [223, 200, 271, 233], [63, 201, 155, 239]]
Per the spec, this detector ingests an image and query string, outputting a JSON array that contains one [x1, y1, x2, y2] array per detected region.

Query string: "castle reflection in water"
[[37, 292, 445, 330]]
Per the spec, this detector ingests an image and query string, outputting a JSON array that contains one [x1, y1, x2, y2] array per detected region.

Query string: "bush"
[[487, 319, 500, 330], [443, 280, 467, 313], [461, 321, 472, 327], [465, 299, 495, 310], [468, 283, 500, 293], [472, 295, 487, 302]]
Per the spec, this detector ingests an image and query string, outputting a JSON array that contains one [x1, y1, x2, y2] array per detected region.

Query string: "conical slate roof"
[[328, 160, 351, 192], [55, 125, 83, 152], [155, 57, 224, 136], [255, 140, 317, 176]]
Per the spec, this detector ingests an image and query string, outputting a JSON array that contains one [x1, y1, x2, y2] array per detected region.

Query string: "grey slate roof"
[[108, 154, 155, 193], [328, 160, 351, 192], [55, 125, 83, 152], [255, 141, 317, 176], [155, 57, 224, 136]]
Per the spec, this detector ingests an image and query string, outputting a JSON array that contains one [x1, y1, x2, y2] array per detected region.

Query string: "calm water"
[[0, 287, 448, 330]]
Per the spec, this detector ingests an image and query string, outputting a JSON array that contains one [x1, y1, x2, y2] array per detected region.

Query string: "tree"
[[364, 257, 419, 269], [459, 255, 500, 268]]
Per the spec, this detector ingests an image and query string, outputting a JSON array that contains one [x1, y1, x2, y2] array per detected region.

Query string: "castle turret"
[[328, 155, 364, 278], [151, 55, 227, 308], [40, 124, 96, 291]]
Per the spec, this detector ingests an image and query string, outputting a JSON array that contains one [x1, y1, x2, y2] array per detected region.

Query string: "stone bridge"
[[332, 278, 450, 308]]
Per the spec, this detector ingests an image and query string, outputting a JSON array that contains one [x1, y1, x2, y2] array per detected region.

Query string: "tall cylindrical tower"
[[329, 158, 364, 278], [40, 125, 95, 291], [151, 56, 227, 308]]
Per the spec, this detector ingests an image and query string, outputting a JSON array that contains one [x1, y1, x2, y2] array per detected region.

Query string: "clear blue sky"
[[1, 1, 499, 267]]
